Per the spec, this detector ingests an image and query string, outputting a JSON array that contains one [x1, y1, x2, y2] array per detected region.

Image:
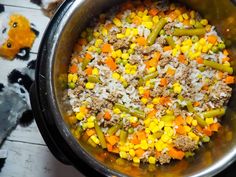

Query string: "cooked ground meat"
[[159, 56, 172, 67], [158, 153, 171, 165], [174, 135, 197, 151]]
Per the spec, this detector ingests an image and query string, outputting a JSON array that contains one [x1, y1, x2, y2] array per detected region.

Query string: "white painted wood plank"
[[0, 0, 41, 9], [0, 141, 84, 177], [6, 121, 46, 145], [0, 53, 37, 85], [3, 6, 50, 54]]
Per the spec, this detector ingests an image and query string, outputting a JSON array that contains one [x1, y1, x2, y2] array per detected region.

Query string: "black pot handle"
[[30, 83, 71, 165]]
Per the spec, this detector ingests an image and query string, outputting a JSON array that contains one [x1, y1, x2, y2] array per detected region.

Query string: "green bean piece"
[[185, 151, 195, 158], [143, 71, 158, 82], [82, 58, 90, 70], [194, 114, 207, 127], [128, 128, 134, 134], [203, 60, 233, 74], [148, 18, 167, 45], [172, 28, 206, 36], [194, 21, 203, 28], [166, 36, 176, 48], [211, 46, 219, 53], [202, 108, 225, 118], [115, 103, 130, 112], [202, 136, 210, 143], [191, 35, 199, 43], [88, 137, 97, 147], [88, 75, 100, 83], [107, 124, 122, 135], [94, 121, 107, 149], [68, 82, 75, 89], [161, 115, 175, 122], [120, 130, 128, 143], [114, 103, 146, 119], [186, 101, 195, 113], [130, 109, 146, 119], [218, 43, 226, 51]]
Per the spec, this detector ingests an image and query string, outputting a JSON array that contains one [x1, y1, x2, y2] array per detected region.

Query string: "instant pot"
[[30, 0, 236, 176]]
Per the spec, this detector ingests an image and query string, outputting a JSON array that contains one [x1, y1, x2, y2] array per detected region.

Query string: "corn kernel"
[[140, 140, 149, 150], [87, 122, 94, 128], [200, 19, 208, 26], [172, 48, 178, 56], [102, 28, 108, 36], [199, 38, 206, 45], [113, 108, 121, 114], [142, 15, 151, 22], [192, 119, 198, 126], [178, 15, 184, 22], [130, 12, 136, 18], [149, 122, 159, 133], [148, 67, 156, 73], [188, 132, 199, 141], [173, 82, 182, 94], [175, 9, 181, 16], [202, 45, 209, 53], [145, 127, 151, 133], [182, 13, 189, 20], [93, 32, 100, 37], [142, 21, 153, 29], [95, 39, 103, 47], [119, 151, 128, 159], [141, 97, 148, 104], [190, 10, 195, 19], [158, 121, 165, 130], [121, 53, 129, 60], [138, 87, 145, 95], [117, 33, 125, 39], [148, 156, 156, 164], [223, 61, 230, 67], [91, 135, 100, 144], [113, 18, 122, 27], [155, 140, 166, 151], [152, 97, 160, 104], [161, 134, 170, 143], [145, 80, 151, 87], [112, 72, 121, 80], [92, 68, 99, 75], [76, 112, 85, 120], [87, 116, 96, 122], [85, 82, 95, 89], [72, 74, 78, 83], [152, 16, 159, 23], [129, 149, 135, 157], [190, 19, 196, 25], [129, 116, 138, 123], [130, 43, 136, 49], [111, 51, 117, 59], [133, 157, 140, 163], [68, 74, 73, 83], [184, 125, 191, 133], [206, 117, 214, 125], [115, 50, 122, 58], [147, 104, 154, 109], [181, 46, 190, 53]]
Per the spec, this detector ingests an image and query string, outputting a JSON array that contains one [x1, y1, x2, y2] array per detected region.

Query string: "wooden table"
[[0, 1, 83, 176]]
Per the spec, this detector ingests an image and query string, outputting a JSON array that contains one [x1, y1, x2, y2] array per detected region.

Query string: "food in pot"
[[66, 0, 234, 165]]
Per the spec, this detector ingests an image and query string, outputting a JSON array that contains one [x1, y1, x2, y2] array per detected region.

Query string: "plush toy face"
[[0, 13, 37, 60]]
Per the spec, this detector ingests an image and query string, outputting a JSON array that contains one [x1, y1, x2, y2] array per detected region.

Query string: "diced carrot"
[[160, 78, 168, 86], [196, 125, 203, 133], [85, 67, 93, 75], [159, 97, 170, 105], [144, 0, 152, 6], [78, 38, 87, 45], [193, 102, 200, 107], [131, 134, 140, 145], [80, 106, 88, 114], [104, 23, 113, 30], [149, 58, 158, 67], [106, 135, 119, 145], [155, 151, 161, 158], [69, 64, 78, 74], [176, 125, 186, 135], [207, 35, 218, 44], [223, 49, 229, 56], [111, 146, 120, 153], [178, 54, 187, 64], [203, 126, 212, 136], [137, 5, 145, 12], [153, 52, 161, 60], [86, 129, 96, 136], [149, 8, 159, 16], [85, 53, 93, 60], [217, 71, 223, 80], [166, 67, 175, 76], [105, 57, 117, 71], [144, 60, 150, 69], [135, 148, 145, 157], [196, 57, 203, 64], [121, 1, 134, 10], [210, 123, 221, 132], [132, 16, 142, 25], [77, 57, 83, 63], [168, 11, 178, 20], [163, 46, 172, 51], [107, 143, 113, 152], [168, 147, 185, 160], [175, 115, 185, 125], [143, 90, 150, 98], [147, 109, 157, 118], [102, 43, 112, 53], [202, 85, 209, 91], [131, 122, 140, 127], [74, 44, 82, 52], [183, 20, 190, 26], [222, 57, 230, 63], [136, 37, 147, 46], [225, 76, 235, 84], [104, 111, 111, 120], [116, 12, 123, 19], [136, 131, 146, 140]]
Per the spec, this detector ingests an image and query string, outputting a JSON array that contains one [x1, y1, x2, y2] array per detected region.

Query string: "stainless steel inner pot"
[[32, 0, 236, 176]]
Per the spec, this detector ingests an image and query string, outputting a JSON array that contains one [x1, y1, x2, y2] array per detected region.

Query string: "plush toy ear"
[[0, 4, 4, 13], [30, 23, 39, 36], [30, 0, 42, 5], [16, 47, 30, 61]]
